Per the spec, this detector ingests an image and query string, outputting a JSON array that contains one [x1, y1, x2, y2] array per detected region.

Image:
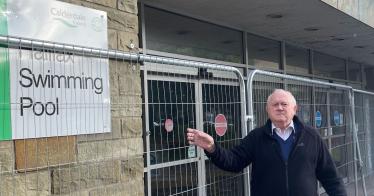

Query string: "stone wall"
[[322, 0, 374, 28], [0, 0, 143, 195]]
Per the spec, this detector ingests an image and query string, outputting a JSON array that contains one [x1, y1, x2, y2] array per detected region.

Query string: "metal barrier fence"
[[246, 70, 363, 196], [354, 89, 374, 195], [1, 35, 374, 196], [0, 35, 250, 196], [143, 59, 248, 196]]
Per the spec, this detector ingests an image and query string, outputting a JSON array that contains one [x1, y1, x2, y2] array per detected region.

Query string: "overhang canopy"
[[144, 0, 374, 66]]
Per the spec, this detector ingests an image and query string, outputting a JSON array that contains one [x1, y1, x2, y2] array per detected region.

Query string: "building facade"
[[1, 0, 374, 195]]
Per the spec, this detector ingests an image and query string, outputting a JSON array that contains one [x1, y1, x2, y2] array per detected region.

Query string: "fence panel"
[[354, 89, 374, 195], [142, 56, 248, 196], [0, 35, 250, 196], [247, 70, 357, 196], [0, 38, 146, 195]]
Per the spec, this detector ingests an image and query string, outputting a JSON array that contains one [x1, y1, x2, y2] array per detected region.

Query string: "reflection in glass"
[[331, 136, 352, 179], [202, 84, 244, 195], [148, 81, 196, 164], [151, 163, 198, 195], [205, 160, 243, 196], [329, 92, 349, 136], [315, 90, 328, 136], [285, 45, 309, 74], [313, 52, 346, 80], [364, 65, 374, 91], [348, 61, 361, 82], [202, 84, 241, 150], [145, 6, 243, 63], [247, 34, 280, 70]]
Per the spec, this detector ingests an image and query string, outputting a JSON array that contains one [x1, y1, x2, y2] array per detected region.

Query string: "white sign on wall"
[[9, 48, 110, 139], [4, 0, 108, 49]]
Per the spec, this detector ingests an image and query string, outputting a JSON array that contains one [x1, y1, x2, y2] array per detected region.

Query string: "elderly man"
[[187, 89, 347, 196]]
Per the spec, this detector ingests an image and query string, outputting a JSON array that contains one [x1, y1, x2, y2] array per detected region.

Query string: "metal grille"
[[354, 89, 374, 195], [143, 56, 248, 196], [246, 70, 357, 196], [0, 37, 144, 195], [0, 36, 249, 196], [2, 35, 374, 196]]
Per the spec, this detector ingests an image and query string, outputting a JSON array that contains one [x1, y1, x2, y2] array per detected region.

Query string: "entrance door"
[[147, 77, 201, 196], [200, 80, 244, 196], [145, 74, 246, 196]]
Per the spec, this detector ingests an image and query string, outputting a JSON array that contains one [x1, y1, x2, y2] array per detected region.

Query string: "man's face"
[[266, 91, 297, 125]]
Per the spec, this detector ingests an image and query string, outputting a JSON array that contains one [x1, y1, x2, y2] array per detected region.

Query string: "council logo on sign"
[[91, 17, 103, 32]]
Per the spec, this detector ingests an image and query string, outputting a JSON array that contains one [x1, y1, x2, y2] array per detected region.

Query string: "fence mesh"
[[0, 41, 144, 195], [354, 90, 374, 195], [1, 36, 374, 196], [144, 57, 247, 196], [0, 37, 248, 196], [248, 71, 356, 196]]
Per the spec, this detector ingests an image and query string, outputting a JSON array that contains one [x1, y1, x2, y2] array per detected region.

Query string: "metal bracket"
[[130, 39, 135, 49], [246, 115, 253, 122]]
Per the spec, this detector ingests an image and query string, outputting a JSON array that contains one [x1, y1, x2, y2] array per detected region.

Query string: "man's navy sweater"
[[273, 123, 297, 162]]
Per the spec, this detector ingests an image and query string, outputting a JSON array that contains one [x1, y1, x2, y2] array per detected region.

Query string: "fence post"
[[351, 90, 359, 196]]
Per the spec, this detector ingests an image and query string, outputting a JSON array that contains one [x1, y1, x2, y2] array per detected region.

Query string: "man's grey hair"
[[267, 89, 297, 106]]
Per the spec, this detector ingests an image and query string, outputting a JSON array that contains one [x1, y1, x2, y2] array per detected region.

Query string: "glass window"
[[315, 89, 328, 136], [330, 91, 349, 136], [145, 7, 243, 63], [147, 81, 196, 164], [313, 52, 346, 80], [363, 65, 374, 91], [285, 45, 309, 74], [348, 61, 361, 82], [247, 34, 280, 70]]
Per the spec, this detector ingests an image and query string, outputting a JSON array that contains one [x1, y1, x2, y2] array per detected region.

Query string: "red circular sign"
[[165, 119, 173, 132], [215, 114, 227, 136]]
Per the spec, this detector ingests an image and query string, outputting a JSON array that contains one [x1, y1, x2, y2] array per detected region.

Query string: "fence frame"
[[353, 89, 374, 195], [0, 35, 250, 196], [246, 69, 366, 196], [1, 34, 372, 196]]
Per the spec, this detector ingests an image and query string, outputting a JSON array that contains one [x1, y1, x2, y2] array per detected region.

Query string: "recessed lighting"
[[267, 14, 283, 19], [176, 30, 191, 35], [222, 40, 235, 44], [258, 48, 268, 52], [304, 27, 319, 31], [354, 46, 366, 49], [332, 38, 345, 41]]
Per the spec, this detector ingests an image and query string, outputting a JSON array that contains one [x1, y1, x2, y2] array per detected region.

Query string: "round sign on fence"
[[165, 119, 173, 132], [334, 111, 339, 125], [316, 111, 322, 126], [215, 114, 227, 136]]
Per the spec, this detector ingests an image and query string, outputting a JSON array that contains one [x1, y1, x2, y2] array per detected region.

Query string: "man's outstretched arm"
[[186, 128, 253, 173]]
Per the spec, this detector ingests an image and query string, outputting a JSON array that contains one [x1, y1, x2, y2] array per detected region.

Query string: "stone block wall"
[[322, 0, 374, 28], [0, 0, 143, 195]]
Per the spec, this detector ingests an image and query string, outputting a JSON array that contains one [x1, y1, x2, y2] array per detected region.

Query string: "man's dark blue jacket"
[[205, 116, 347, 196]]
